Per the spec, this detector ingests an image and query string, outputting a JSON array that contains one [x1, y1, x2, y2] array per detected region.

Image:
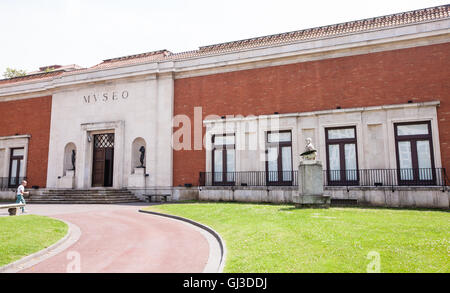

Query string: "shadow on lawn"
[[278, 205, 449, 213], [153, 200, 449, 213]]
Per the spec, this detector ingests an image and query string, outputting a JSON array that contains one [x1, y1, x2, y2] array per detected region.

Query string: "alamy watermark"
[[172, 106, 282, 161], [66, 251, 81, 273], [366, 251, 381, 273]]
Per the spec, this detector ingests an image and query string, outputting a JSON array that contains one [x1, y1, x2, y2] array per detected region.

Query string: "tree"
[[3, 67, 27, 79]]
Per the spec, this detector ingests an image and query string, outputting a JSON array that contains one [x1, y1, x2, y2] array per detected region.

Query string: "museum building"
[[0, 5, 449, 208]]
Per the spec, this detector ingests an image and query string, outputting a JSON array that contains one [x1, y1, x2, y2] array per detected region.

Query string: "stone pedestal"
[[128, 167, 146, 188], [60, 170, 75, 189], [293, 160, 330, 208]]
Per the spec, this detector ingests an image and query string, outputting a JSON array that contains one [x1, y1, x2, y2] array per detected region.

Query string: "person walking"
[[16, 180, 29, 213]]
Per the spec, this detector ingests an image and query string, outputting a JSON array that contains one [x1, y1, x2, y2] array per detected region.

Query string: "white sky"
[[0, 0, 448, 74]]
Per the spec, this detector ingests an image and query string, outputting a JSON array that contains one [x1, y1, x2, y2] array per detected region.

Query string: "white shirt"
[[17, 185, 25, 196]]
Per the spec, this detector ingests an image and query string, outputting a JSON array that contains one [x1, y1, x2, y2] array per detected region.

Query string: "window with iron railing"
[[212, 134, 236, 186], [325, 126, 359, 186], [8, 148, 24, 188], [266, 130, 293, 186], [199, 168, 447, 188], [394, 121, 436, 185]]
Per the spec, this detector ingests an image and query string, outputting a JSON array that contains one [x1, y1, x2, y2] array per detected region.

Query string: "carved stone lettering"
[[83, 90, 129, 104]]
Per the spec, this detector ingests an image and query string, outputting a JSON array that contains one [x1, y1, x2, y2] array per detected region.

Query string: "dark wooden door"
[[92, 148, 106, 187], [104, 148, 114, 187], [92, 134, 114, 187]]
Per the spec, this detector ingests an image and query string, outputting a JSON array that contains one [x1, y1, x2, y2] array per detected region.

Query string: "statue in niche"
[[137, 146, 145, 168], [300, 137, 317, 160], [71, 149, 76, 170]]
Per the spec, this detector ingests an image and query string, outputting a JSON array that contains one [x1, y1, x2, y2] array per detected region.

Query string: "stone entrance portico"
[[46, 74, 174, 192]]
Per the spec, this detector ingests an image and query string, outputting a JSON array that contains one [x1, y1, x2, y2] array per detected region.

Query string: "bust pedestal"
[[128, 167, 146, 188], [293, 160, 330, 208], [60, 170, 75, 189]]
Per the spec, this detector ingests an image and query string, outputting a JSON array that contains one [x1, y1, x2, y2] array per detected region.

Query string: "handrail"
[[199, 168, 448, 189]]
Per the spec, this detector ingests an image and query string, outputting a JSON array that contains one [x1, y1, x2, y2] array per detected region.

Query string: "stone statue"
[[138, 146, 145, 168], [71, 150, 76, 170], [300, 137, 317, 160]]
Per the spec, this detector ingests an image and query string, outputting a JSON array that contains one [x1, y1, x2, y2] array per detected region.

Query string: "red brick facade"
[[173, 43, 450, 186], [0, 96, 52, 187]]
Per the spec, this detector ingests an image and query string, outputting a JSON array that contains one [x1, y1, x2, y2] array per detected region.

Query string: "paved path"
[[1, 203, 210, 273]]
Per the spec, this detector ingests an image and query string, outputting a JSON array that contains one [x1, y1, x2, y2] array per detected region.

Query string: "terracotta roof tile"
[[91, 49, 171, 70], [0, 70, 64, 86], [192, 5, 449, 54], [1, 4, 448, 87]]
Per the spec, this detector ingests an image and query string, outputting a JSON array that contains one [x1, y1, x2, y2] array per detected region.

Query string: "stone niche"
[[128, 137, 147, 188], [59, 142, 76, 189]]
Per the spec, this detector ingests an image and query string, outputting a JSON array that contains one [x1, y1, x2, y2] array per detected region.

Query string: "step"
[[28, 200, 140, 204], [27, 188, 145, 204], [29, 198, 140, 202], [44, 189, 130, 191], [33, 193, 135, 196], [28, 197, 141, 202], [30, 195, 139, 198], [44, 190, 133, 192], [28, 194, 142, 204], [43, 191, 134, 195], [42, 190, 130, 194], [26, 196, 137, 200], [36, 193, 134, 198], [29, 197, 140, 201]]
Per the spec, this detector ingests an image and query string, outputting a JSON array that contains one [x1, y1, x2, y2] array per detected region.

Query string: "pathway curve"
[[2, 203, 210, 273]]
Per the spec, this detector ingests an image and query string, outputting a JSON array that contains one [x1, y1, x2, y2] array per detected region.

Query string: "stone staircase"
[[27, 189, 142, 204]]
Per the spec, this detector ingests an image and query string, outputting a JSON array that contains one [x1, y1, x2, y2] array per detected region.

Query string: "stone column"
[[293, 160, 330, 208]]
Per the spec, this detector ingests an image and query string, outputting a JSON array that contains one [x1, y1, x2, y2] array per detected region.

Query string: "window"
[[325, 126, 359, 185], [266, 131, 293, 185], [394, 121, 435, 185], [9, 148, 24, 188], [212, 134, 235, 186]]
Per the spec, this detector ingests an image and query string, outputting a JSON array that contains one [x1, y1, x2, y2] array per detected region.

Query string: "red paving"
[[20, 206, 209, 273]]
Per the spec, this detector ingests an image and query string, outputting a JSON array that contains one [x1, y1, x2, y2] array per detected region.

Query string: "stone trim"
[[203, 101, 440, 123]]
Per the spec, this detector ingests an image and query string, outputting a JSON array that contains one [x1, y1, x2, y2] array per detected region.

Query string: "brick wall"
[[173, 43, 450, 186], [0, 96, 52, 187]]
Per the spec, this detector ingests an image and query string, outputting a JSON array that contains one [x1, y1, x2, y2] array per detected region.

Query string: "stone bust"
[[300, 137, 317, 160]]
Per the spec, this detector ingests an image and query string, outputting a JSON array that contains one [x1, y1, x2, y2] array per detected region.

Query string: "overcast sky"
[[0, 0, 448, 75]]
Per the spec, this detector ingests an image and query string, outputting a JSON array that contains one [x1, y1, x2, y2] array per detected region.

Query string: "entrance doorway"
[[92, 133, 114, 187]]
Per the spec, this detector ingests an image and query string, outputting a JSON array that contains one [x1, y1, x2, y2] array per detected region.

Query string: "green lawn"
[[0, 215, 68, 267], [144, 203, 449, 273]]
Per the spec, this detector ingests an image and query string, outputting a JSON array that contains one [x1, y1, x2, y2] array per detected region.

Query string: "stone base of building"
[[293, 194, 331, 208], [294, 203, 330, 209], [127, 186, 199, 202], [199, 186, 296, 204], [326, 186, 449, 209], [198, 186, 449, 209], [1, 186, 448, 209]]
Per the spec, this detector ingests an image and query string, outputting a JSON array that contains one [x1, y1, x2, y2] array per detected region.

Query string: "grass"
[[0, 215, 68, 267], [144, 202, 449, 273]]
